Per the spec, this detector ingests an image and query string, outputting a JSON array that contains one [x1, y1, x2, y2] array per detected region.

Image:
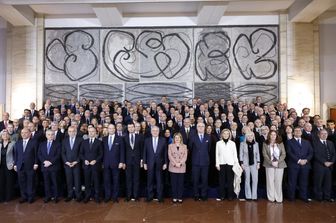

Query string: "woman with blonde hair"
[[168, 133, 188, 203], [263, 130, 286, 203], [239, 131, 260, 201], [0, 130, 16, 202], [216, 129, 239, 201]]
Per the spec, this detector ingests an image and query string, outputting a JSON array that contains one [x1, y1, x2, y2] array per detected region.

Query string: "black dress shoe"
[[95, 198, 101, 203], [28, 199, 35, 204], [65, 197, 72, 202], [112, 198, 119, 203], [326, 199, 335, 202], [19, 198, 27, 203], [146, 198, 153, 202], [54, 198, 59, 203], [76, 197, 82, 202], [125, 197, 130, 202], [201, 197, 208, 201], [194, 196, 200, 201], [104, 198, 110, 203], [44, 198, 51, 203], [134, 198, 140, 202], [178, 199, 183, 204], [83, 197, 90, 203], [158, 199, 164, 203]]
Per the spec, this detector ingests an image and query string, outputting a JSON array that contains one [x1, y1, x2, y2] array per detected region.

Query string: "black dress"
[[0, 143, 15, 202]]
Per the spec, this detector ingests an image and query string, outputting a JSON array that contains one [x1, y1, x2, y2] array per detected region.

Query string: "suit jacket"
[[313, 139, 336, 168], [14, 138, 38, 171], [0, 141, 15, 170], [54, 130, 65, 144], [239, 141, 260, 166], [286, 138, 313, 169], [168, 143, 187, 173], [102, 135, 125, 169], [189, 133, 211, 166], [124, 133, 144, 165], [31, 130, 45, 143], [0, 120, 13, 132], [80, 138, 103, 169], [143, 136, 167, 169], [62, 136, 83, 164], [180, 127, 196, 145], [38, 140, 61, 172], [262, 143, 287, 169]]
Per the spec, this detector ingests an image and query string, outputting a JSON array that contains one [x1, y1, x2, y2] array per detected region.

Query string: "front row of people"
[[1, 123, 335, 204]]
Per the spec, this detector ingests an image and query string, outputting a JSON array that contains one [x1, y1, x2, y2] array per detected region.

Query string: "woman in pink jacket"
[[168, 133, 188, 203]]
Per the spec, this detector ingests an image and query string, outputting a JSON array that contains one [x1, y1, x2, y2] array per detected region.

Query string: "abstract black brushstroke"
[[233, 28, 277, 80], [79, 84, 124, 101], [46, 30, 99, 82], [45, 84, 78, 104]]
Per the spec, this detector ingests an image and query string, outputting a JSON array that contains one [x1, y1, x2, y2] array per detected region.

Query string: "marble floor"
[[0, 198, 335, 223]]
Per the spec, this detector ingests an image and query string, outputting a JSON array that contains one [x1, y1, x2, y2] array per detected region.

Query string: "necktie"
[[90, 139, 93, 149], [200, 134, 203, 142], [324, 141, 331, 161], [131, 134, 134, 145], [108, 136, 112, 151], [70, 137, 74, 150], [47, 141, 52, 155], [297, 139, 301, 145], [23, 140, 27, 152], [153, 137, 158, 153]]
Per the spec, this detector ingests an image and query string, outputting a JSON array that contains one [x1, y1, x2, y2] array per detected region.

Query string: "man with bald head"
[[189, 122, 212, 201], [14, 128, 39, 203], [0, 112, 12, 132], [143, 126, 167, 202]]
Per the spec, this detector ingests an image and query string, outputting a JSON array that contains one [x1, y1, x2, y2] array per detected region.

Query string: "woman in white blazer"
[[239, 131, 260, 201], [216, 129, 239, 201], [0, 130, 16, 202]]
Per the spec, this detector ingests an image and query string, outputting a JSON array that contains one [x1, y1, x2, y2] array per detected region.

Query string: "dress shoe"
[[216, 198, 224, 201], [326, 198, 335, 202], [76, 197, 82, 202], [44, 198, 51, 203], [112, 198, 119, 203], [19, 198, 27, 204], [28, 199, 35, 204], [95, 198, 101, 203], [172, 199, 177, 203], [83, 197, 90, 203], [201, 197, 208, 201], [54, 198, 59, 203], [125, 197, 130, 202], [134, 198, 139, 202], [104, 198, 110, 203], [146, 198, 153, 202], [65, 197, 72, 202], [158, 199, 164, 203], [178, 199, 183, 204], [194, 196, 200, 201]]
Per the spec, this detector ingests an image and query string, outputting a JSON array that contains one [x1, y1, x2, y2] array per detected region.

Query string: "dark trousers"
[[64, 165, 81, 199], [314, 165, 333, 200], [170, 172, 184, 200], [0, 166, 15, 202], [84, 166, 100, 199], [104, 166, 119, 200], [42, 170, 58, 199], [287, 167, 309, 200], [18, 167, 36, 201], [147, 163, 163, 200], [192, 165, 208, 198], [218, 164, 234, 199], [125, 161, 140, 199]]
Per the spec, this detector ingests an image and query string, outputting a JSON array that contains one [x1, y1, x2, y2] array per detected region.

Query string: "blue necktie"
[[153, 137, 158, 153], [47, 141, 52, 155], [200, 134, 203, 142]]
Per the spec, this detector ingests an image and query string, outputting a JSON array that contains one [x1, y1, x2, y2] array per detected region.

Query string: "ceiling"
[[0, 0, 336, 26]]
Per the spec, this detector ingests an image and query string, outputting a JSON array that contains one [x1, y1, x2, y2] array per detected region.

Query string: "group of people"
[[0, 96, 335, 204]]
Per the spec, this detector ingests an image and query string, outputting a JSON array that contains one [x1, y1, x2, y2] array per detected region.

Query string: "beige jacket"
[[262, 142, 287, 169], [168, 144, 188, 173]]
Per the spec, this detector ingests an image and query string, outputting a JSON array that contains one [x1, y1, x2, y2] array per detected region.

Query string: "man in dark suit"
[[14, 128, 39, 203], [80, 127, 103, 203], [28, 122, 44, 143], [0, 112, 13, 132], [313, 129, 336, 202], [143, 126, 168, 202], [62, 126, 83, 202], [124, 123, 144, 201], [51, 121, 65, 144], [189, 122, 212, 201], [286, 127, 313, 202], [38, 130, 61, 203], [102, 124, 125, 203]]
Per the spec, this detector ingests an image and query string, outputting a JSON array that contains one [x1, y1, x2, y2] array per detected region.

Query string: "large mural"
[[44, 25, 279, 104]]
